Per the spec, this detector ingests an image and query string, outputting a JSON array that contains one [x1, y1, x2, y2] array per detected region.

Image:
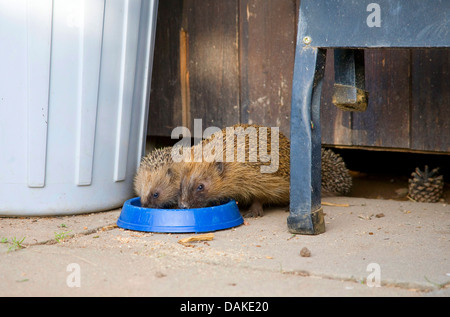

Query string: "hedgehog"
[[133, 146, 180, 208], [134, 127, 352, 213], [177, 124, 291, 217], [321, 148, 352, 196]]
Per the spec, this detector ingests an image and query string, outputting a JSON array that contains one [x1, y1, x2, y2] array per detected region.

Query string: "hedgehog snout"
[[140, 198, 149, 208], [178, 193, 190, 209], [179, 202, 189, 209]]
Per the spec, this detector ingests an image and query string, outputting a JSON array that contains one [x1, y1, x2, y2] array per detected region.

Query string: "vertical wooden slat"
[[183, 0, 240, 129], [147, 0, 184, 136], [238, 0, 250, 125], [239, 0, 296, 137], [26, 0, 52, 188], [411, 49, 450, 152], [180, 28, 191, 130], [351, 49, 411, 148], [75, 0, 104, 186]]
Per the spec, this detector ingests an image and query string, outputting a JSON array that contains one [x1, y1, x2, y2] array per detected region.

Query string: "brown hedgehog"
[[134, 127, 352, 213], [133, 146, 180, 208], [177, 124, 291, 217]]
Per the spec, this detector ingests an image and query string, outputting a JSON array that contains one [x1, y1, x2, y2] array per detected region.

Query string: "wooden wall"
[[147, 0, 450, 154]]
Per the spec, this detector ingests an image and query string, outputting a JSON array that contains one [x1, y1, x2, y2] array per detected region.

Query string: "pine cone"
[[408, 166, 444, 203], [321, 148, 352, 195]]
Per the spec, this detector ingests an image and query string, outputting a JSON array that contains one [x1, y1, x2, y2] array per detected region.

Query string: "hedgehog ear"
[[167, 167, 173, 177], [214, 162, 225, 175]]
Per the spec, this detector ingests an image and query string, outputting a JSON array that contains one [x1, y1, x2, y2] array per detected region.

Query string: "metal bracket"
[[332, 49, 368, 111]]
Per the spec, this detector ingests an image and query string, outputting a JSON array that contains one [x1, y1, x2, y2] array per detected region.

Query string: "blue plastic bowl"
[[117, 197, 244, 233]]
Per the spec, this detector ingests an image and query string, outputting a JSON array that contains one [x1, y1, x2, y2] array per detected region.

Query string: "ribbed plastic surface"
[[0, 0, 158, 215]]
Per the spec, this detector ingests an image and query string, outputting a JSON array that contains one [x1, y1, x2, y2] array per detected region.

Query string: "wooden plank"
[[183, 0, 240, 130], [238, 0, 250, 125], [147, 0, 183, 136], [351, 49, 411, 148], [411, 49, 450, 152], [239, 0, 296, 137], [179, 28, 191, 130]]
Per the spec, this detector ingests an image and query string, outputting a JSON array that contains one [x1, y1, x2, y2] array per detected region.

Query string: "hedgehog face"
[[134, 166, 179, 209], [178, 162, 224, 209]]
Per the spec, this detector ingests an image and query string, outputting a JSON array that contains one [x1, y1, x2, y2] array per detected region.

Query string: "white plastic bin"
[[0, 0, 158, 216]]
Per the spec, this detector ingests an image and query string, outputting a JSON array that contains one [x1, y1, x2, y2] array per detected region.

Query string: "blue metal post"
[[288, 45, 326, 235]]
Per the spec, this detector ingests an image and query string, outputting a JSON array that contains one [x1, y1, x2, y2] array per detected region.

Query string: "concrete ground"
[[0, 196, 449, 297]]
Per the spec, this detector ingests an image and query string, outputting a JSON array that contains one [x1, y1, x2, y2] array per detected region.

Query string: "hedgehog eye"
[[153, 192, 159, 199], [197, 184, 204, 192]]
